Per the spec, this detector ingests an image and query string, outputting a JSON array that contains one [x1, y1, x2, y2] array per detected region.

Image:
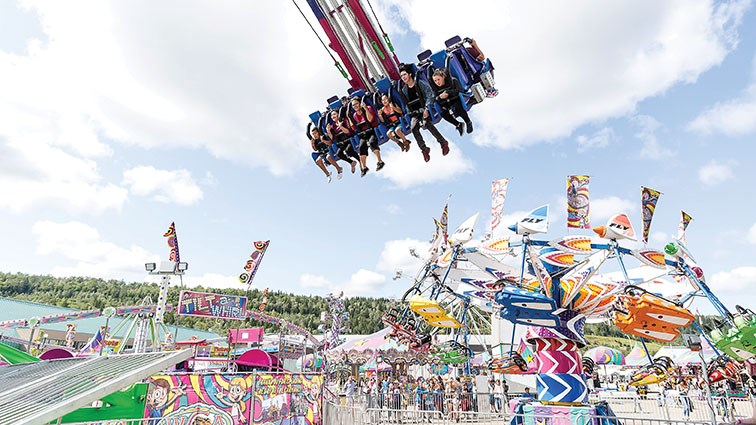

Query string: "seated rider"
[[399, 63, 450, 162], [377, 93, 411, 152], [326, 110, 359, 174], [350, 97, 385, 177], [431, 68, 473, 135], [463, 37, 497, 97], [309, 126, 344, 183], [464, 37, 485, 61]]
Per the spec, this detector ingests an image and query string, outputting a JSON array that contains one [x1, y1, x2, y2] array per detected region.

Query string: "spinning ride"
[[386, 180, 752, 408]]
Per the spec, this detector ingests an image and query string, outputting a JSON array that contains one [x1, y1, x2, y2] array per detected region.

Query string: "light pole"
[[99, 306, 116, 356], [144, 261, 188, 352], [26, 317, 40, 353], [683, 333, 718, 424]]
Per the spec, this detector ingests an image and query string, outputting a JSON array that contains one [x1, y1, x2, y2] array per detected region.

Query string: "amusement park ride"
[[380, 179, 755, 412], [298, 0, 498, 170]]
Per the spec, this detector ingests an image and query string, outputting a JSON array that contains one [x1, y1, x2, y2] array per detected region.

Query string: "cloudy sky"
[[1, 0, 755, 315]]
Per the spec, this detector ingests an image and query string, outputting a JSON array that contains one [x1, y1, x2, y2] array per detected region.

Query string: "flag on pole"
[[678, 210, 693, 244], [163, 222, 180, 263], [428, 218, 442, 258], [78, 326, 105, 356], [641, 187, 662, 244], [516, 338, 534, 364], [491, 178, 510, 234], [439, 197, 450, 246], [238, 241, 270, 285], [566, 175, 590, 229]]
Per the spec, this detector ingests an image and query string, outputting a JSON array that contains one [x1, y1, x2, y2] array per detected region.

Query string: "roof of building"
[[0, 297, 221, 341]]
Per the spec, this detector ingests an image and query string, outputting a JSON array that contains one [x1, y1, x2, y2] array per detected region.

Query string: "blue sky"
[[1, 0, 755, 317]]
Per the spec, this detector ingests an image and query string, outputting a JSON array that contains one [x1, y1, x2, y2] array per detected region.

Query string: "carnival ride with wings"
[[296, 0, 497, 168], [383, 180, 754, 405]]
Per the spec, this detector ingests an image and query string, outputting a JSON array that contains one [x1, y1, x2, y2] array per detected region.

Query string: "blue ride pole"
[[613, 243, 655, 365]]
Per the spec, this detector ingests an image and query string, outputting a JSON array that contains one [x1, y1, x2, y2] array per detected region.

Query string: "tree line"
[[0, 272, 718, 348]]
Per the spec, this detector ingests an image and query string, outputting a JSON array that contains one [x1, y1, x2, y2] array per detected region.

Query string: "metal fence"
[[591, 392, 754, 423], [322, 401, 726, 425], [324, 393, 756, 425]]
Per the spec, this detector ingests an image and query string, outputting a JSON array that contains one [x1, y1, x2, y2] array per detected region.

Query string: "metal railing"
[[324, 394, 756, 425], [591, 392, 754, 423]]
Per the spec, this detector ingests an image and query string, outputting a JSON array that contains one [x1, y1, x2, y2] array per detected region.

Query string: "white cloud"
[[633, 115, 675, 160], [688, 51, 756, 136], [709, 266, 756, 292], [688, 91, 756, 136], [298, 268, 388, 297], [32, 220, 155, 280], [376, 238, 430, 274], [698, 160, 736, 186], [747, 222, 756, 245], [590, 196, 635, 224], [343, 268, 387, 297], [382, 0, 748, 149], [300, 274, 332, 289], [377, 141, 474, 188], [0, 136, 128, 214], [0, 0, 346, 208], [384, 204, 402, 215], [122, 166, 203, 205], [576, 127, 616, 152]]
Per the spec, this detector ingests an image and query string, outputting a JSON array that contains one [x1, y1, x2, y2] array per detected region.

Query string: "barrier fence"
[[325, 392, 756, 425]]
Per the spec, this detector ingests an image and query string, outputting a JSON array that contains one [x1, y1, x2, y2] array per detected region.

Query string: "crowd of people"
[[337, 372, 533, 421], [309, 39, 490, 183]]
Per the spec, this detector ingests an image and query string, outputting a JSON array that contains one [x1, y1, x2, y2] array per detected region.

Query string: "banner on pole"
[[178, 290, 248, 320], [566, 175, 590, 229]]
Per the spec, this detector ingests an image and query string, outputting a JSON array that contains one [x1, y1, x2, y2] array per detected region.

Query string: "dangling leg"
[[395, 127, 411, 152], [315, 156, 331, 183], [452, 99, 473, 134], [359, 138, 370, 177], [326, 153, 344, 179], [439, 106, 464, 136]]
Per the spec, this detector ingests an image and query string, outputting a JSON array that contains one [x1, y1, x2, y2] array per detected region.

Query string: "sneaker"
[[486, 88, 499, 98], [403, 140, 411, 152], [440, 140, 450, 156], [456, 122, 464, 136], [361, 167, 369, 177], [337, 169, 343, 180], [350, 161, 357, 174], [376, 161, 385, 171], [422, 147, 431, 162], [326, 173, 332, 183], [466, 121, 473, 134]]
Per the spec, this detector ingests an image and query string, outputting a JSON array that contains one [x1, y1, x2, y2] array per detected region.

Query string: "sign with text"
[[178, 290, 247, 320]]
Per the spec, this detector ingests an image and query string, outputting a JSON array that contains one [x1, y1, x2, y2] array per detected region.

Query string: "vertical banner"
[[566, 175, 590, 229], [238, 241, 270, 285], [439, 198, 450, 246], [677, 210, 693, 245], [163, 222, 180, 264], [491, 178, 511, 234], [641, 187, 662, 244]]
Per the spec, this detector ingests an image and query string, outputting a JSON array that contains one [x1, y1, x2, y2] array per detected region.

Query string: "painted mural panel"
[[145, 374, 254, 425], [253, 373, 323, 425]]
